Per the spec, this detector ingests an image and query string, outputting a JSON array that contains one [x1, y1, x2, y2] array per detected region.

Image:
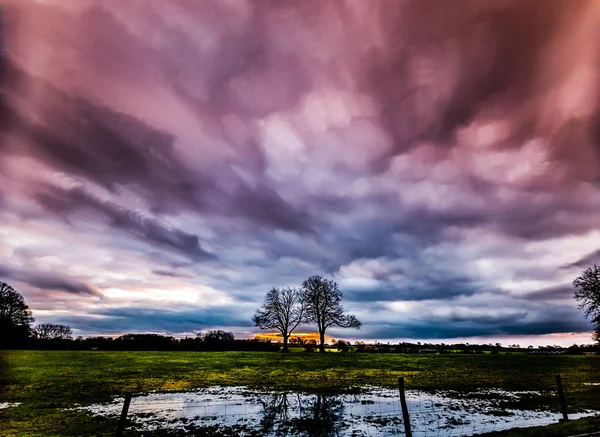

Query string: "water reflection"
[[76, 386, 600, 436], [260, 393, 344, 436], [260, 392, 293, 431]]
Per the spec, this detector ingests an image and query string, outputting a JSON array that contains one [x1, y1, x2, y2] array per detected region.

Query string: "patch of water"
[[77, 386, 599, 436], [0, 402, 21, 409]]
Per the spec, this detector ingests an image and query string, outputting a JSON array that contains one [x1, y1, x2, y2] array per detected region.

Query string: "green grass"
[[1, 350, 599, 436]]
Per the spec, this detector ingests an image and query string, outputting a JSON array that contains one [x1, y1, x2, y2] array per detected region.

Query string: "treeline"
[[17, 334, 599, 354], [18, 331, 280, 352], [351, 341, 600, 355]]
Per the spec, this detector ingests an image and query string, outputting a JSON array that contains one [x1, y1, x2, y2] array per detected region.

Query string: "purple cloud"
[[0, 0, 599, 343]]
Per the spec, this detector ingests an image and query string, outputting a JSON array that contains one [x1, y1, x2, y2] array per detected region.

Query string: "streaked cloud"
[[1, 0, 599, 343]]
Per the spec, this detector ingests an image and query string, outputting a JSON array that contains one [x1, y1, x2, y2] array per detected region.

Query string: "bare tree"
[[253, 287, 304, 352], [0, 281, 34, 346], [302, 276, 361, 353], [33, 323, 73, 340], [574, 264, 600, 343]]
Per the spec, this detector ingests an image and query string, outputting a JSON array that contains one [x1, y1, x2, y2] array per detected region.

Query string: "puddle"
[[0, 402, 21, 409], [77, 386, 599, 436]]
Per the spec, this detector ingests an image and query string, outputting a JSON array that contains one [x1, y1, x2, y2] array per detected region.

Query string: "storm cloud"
[[1, 0, 599, 344], [0, 265, 101, 297]]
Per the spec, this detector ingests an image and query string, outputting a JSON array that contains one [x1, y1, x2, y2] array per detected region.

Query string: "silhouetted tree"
[[335, 339, 349, 352], [253, 287, 305, 352], [574, 265, 600, 343], [33, 323, 73, 340], [0, 282, 34, 347], [200, 330, 234, 350], [302, 276, 361, 353], [201, 330, 234, 342]]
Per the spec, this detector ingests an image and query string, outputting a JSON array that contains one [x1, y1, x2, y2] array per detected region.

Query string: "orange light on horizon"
[[254, 332, 335, 343]]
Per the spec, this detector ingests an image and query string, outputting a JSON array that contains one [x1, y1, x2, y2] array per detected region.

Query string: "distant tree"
[[0, 282, 34, 346], [573, 265, 600, 343], [115, 333, 178, 351], [335, 339, 349, 353], [301, 276, 361, 353], [202, 330, 234, 343], [33, 323, 73, 340], [253, 287, 305, 353]]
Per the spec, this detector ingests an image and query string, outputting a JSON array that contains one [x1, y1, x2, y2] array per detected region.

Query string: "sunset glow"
[[254, 332, 333, 344]]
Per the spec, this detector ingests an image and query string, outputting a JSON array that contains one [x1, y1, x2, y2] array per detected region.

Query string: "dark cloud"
[[0, 13, 16, 150], [233, 182, 314, 233], [564, 250, 600, 269], [356, 306, 593, 340], [520, 284, 575, 302], [34, 185, 215, 262], [364, 1, 594, 165], [2, 64, 311, 234], [52, 305, 251, 335], [343, 276, 482, 303], [0, 265, 101, 297], [393, 187, 598, 243], [152, 270, 193, 279]]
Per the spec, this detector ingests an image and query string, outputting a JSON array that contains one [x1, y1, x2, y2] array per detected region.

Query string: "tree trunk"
[[319, 331, 325, 353], [282, 335, 289, 353]]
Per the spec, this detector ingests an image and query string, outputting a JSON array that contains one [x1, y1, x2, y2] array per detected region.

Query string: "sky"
[[1, 0, 599, 347]]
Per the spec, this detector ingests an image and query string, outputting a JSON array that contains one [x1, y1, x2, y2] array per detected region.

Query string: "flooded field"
[[77, 386, 599, 436], [5, 351, 599, 436]]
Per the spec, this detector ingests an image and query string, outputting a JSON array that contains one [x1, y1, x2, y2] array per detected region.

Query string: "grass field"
[[1, 351, 599, 436]]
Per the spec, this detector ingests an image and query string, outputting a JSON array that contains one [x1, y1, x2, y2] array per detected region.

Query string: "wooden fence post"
[[115, 392, 133, 437], [555, 375, 569, 422], [398, 377, 413, 437]]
